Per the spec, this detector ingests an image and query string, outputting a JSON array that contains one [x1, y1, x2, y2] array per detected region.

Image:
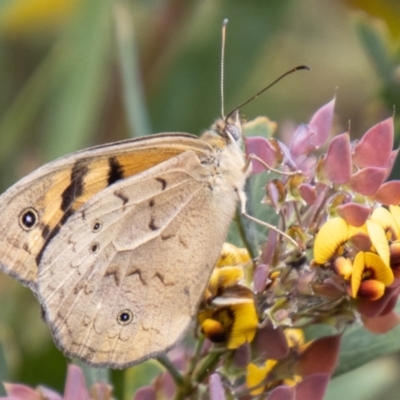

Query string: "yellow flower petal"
[[370, 207, 400, 241], [246, 360, 277, 395], [285, 328, 304, 347], [366, 220, 390, 267], [283, 375, 301, 387], [348, 223, 368, 237], [207, 270, 220, 297], [217, 243, 251, 268], [208, 244, 247, 296], [351, 252, 393, 299], [314, 217, 349, 264], [246, 363, 267, 395], [364, 252, 394, 286], [389, 205, 400, 235], [217, 266, 245, 289], [227, 303, 258, 349]]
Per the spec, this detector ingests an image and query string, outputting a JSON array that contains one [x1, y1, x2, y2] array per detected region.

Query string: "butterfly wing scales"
[[37, 150, 239, 368], [0, 134, 211, 290]]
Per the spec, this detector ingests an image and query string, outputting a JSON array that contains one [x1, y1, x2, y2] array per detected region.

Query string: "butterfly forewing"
[[37, 149, 240, 368], [0, 134, 211, 290]]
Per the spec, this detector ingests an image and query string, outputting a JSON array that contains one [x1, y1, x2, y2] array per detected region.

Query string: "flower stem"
[[187, 336, 205, 376], [157, 355, 184, 386], [193, 350, 223, 383]]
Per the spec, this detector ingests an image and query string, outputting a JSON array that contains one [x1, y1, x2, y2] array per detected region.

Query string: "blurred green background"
[[0, 0, 400, 399]]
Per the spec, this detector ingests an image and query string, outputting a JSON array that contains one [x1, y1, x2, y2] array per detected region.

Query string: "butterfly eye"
[[92, 220, 102, 232], [89, 242, 100, 254], [225, 124, 241, 141], [117, 309, 133, 325], [19, 208, 39, 230]]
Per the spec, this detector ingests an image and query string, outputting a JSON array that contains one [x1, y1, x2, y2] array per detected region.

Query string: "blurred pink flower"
[[1, 365, 113, 400]]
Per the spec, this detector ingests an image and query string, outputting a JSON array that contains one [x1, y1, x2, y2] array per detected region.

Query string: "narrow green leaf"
[[355, 16, 393, 82], [0, 45, 64, 162], [42, 0, 113, 159], [114, 0, 151, 137]]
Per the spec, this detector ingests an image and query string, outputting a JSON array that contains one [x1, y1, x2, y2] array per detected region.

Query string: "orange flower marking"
[[390, 240, 400, 277], [351, 252, 394, 299], [358, 280, 385, 300]]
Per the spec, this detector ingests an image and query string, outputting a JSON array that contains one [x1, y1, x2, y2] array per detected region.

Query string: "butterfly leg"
[[246, 153, 301, 176], [237, 162, 302, 250]]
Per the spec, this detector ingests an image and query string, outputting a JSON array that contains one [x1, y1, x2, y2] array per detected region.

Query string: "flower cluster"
[[201, 98, 400, 398], [236, 98, 400, 397]]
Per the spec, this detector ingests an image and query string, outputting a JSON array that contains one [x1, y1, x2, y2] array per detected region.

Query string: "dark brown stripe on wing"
[[36, 161, 89, 265], [35, 208, 75, 265], [36, 224, 61, 265], [107, 156, 124, 185], [61, 160, 89, 211]]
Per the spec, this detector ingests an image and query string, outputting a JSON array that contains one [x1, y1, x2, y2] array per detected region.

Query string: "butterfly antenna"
[[225, 65, 310, 121], [221, 19, 228, 119]]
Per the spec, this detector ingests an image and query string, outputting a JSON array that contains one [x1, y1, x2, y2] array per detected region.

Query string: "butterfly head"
[[206, 109, 243, 148]]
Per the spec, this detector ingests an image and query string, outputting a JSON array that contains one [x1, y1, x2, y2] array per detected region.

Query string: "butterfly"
[[0, 109, 250, 368], [0, 13, 306, 367]]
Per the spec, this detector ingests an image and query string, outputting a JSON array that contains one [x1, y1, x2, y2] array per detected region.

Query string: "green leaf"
[[326, 355, 399, 400], [114, 0, 151, 137], [41, 0, 113, 159], [149, 1, 292, 136], [355, 15, 393, 82], [0, 45, 63, 184], [335, 302, 400, 376]]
